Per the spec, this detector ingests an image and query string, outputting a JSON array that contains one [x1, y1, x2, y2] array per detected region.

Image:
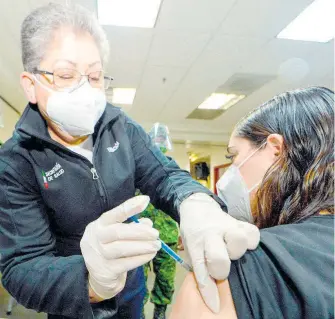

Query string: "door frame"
[[213, 163, 231, 194]]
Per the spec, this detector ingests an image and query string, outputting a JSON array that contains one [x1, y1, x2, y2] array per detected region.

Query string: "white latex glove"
[[180, 193, 260, 313], [80, 195, 161, 299]]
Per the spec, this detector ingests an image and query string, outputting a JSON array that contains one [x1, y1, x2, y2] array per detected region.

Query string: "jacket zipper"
[[91, 134, 109, 207], [91, 167, 99, 180], [90, 167, 107, 202]]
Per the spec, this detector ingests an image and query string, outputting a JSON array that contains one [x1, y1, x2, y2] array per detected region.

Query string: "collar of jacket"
[[15, 102, 122, 144]]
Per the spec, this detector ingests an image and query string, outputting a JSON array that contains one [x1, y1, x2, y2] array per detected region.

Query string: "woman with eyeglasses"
[[170, 87, 334, 319], [0, 3, 260, 319]]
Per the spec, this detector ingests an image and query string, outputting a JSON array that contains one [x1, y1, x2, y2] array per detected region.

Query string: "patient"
[[170, 87, 334, 319]]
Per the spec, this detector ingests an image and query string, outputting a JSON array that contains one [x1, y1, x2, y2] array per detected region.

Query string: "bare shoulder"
[[169, 273, 237, 319]]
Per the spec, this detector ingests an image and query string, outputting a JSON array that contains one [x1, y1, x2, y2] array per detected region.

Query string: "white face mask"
[[216, 142, 266, 223], [34, 77, 107, 137]]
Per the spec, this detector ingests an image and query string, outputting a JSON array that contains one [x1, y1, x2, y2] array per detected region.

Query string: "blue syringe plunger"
[[129, 216, 193, 272]]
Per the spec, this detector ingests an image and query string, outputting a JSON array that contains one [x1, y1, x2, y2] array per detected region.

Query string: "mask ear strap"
[[33, 75, 54, 94], [238, 141, 267, 168]]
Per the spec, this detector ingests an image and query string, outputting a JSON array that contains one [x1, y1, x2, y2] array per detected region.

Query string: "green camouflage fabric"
[[143, 242, 178, 306], [139, 203, 179, 243], [136, 194, 179, 305]]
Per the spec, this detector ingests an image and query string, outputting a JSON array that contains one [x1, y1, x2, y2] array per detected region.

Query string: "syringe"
[[129, 215, 193, 272]]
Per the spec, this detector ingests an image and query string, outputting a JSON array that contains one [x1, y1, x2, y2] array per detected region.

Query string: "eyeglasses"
[[34, 68, 113, 90]]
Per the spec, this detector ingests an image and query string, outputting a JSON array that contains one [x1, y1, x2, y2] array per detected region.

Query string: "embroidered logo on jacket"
[[107, 141, 120, 153], [42, 163, 65, 188], [42, 170, 49, 189]]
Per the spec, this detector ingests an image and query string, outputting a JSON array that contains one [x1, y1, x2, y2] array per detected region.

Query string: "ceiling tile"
[[156, 0, 236, 32], [147, 31, 211, 67], [241, 38, 333, 77], [104, 27, 153, 65], [219, 0, 314, 38], [107, 61, 144, 88], [130, 65, 187, 120]]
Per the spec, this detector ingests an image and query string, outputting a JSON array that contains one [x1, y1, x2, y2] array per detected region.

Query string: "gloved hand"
[[180, 193, 260, 313], [80, 196, 161, 300]]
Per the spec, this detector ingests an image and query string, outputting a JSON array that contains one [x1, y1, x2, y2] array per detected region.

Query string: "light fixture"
[[111, 88, 137, 105], [190, 154, 198, 163], [197, 93, 245, 110], [277, 0, 334, 42], [97, 0, 161, 28]]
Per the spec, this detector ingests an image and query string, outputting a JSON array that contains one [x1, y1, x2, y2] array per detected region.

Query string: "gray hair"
[[21, 3, 109, 72]]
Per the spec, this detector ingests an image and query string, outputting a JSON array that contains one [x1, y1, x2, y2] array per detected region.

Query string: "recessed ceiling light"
[[111, 88, 137, 105], [277, 0, 334, 42], [197, 93, 245, 110], [97, 0, 161, 28]]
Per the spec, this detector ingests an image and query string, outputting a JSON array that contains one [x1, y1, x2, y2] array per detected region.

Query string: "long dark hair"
[[235, 87, 334, 228]]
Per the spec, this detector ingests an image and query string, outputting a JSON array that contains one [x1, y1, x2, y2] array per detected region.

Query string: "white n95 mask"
[[216, 142, 266, 223], [34, 77, 106, 137]]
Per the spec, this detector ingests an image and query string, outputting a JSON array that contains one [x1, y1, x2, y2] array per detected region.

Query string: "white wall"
[[166, 144, 190, 171], [0, 99, 20, 143]]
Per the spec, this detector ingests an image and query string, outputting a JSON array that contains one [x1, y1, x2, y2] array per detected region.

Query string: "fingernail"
[[200, 282, 220, 314], [138, 218, 153, 227], [129, 196, 150, 212], [209, 293, 220, 314], [152, 229, 159, 238], [154, 240, 161, 250], [204, 288, 220, 313]]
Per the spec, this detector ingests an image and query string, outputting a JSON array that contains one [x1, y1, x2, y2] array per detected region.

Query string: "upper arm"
[[170, 273, 237, 319], [171, 222, 335, 319]]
